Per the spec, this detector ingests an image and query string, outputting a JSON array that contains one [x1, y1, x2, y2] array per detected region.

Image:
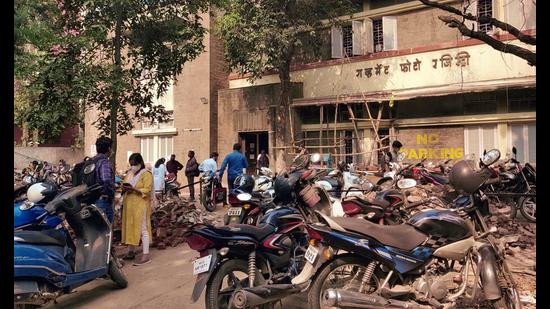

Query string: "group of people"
[[86, 137, 271, 267]]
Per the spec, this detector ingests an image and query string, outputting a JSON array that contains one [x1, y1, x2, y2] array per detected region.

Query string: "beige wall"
[[85, 11, 229, 171], [229, 42, 536, 98]]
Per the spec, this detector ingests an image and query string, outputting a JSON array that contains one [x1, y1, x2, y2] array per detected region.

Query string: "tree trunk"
[[110, 12, 123, 171], [275, 61, 292, 172]]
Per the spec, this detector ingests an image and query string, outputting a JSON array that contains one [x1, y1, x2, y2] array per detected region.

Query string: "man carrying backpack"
[[92, 137, 115, 222]]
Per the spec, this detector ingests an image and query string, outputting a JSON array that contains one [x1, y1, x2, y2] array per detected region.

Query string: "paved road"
[[46, 205, 308, 309]]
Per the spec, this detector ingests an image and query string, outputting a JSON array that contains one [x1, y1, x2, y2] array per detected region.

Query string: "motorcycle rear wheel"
[[308, 256, 382, 309], [205, 259, 271, 309]]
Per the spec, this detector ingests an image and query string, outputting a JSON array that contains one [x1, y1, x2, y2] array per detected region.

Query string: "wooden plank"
[[334, 103, 338, 156]]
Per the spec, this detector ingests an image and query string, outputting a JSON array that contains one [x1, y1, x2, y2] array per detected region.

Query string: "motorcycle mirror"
[[237, 192, 252, 202], [483, 149, 487, 156], [397, 178, 417, 189], [310, 153, 321, 163], [512, 146, 517, 155], [481, 149, 501, 166]]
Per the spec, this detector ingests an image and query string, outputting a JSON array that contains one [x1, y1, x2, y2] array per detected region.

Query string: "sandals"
[[133, 256, 152, 266]]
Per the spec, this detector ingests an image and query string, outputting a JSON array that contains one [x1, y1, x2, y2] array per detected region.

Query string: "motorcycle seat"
[[14, 229, 66, 247], [429, 173, 449, 185], [216, 224, 276, 241], [330, 217, 427, 251], [342, 195, 390, 208]]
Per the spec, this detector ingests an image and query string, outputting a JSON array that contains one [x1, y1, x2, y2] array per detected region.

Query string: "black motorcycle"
[[485, 146, 536, 222], [185, 153, 332, 309], [296, 149, 520, 309]]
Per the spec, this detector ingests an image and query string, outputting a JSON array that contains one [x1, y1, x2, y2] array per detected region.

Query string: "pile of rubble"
[[150, 197, 221, 250]]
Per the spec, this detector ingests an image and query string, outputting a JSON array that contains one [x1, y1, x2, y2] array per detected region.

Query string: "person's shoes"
[[133, 256, 152, 266], [122, 252, 136, 260]]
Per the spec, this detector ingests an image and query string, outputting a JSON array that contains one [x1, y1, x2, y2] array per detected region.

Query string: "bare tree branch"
[[419, 0, 536, 45], [439, 15, 535, 66]]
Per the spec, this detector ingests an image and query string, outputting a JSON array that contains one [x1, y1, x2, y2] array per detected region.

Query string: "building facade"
[[84, 11, 228, 170], [220, 0, 536, 169]]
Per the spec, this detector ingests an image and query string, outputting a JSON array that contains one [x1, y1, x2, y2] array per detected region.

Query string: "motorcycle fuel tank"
[[260, 207, 302, 227], [14, 202, 62, 229], [408, 210, 472, 243]]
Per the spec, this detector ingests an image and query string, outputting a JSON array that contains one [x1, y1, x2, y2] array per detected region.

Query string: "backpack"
[[72, 156, 107, 201]]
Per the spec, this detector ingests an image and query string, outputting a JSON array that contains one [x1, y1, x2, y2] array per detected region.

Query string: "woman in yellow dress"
[[121, 153, 154, 266]]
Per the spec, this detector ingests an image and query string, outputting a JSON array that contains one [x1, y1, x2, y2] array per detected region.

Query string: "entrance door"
[[238, 132, 269, 174]]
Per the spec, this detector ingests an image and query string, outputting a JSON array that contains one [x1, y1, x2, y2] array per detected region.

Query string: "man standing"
[[199, 152, 219, 174], [384, 140, 404, 171], [185, 150, 200, 201], [218, 143, 248, 190], [256, 149, 269, 172], [166, 154, 184, 179], [93, 136, 115, 222]]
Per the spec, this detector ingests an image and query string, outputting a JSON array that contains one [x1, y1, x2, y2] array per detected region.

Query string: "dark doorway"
[[238, 132, 269, 174]]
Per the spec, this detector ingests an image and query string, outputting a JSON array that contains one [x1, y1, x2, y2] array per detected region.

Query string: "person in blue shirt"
[[217, 143, 248, 190]]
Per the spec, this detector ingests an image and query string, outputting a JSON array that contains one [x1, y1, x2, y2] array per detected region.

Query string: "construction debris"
[[150, 196, 221, 249]]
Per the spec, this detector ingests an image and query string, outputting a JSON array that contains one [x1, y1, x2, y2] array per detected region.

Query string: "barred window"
[[478, 0, 493, 33], [373, 19, 384, 52], [342, 25, 353, 57]]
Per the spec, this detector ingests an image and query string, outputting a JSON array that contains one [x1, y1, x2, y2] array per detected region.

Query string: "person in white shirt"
[[199, 152, 219, 174], [152, 158, 167, 201]]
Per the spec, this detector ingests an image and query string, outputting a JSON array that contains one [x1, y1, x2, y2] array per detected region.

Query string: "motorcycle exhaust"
[[232, 282, 309, 309], [323, 289, 432, 309]]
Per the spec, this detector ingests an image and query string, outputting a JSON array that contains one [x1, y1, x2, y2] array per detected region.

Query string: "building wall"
[[396, 126, 465, 163], [15, 146, 85, 169], [84, 10, 229, 170], [395, 5, 461, 50]]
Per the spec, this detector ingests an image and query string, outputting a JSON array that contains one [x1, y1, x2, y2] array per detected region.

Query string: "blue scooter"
[[14, 184, 128, 308]]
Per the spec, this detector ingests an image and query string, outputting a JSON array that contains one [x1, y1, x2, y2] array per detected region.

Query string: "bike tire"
[[201, 189, 216, 212], [109, 256, 128, 289], [205, 259, 270, 309], [308, 256, 383, 309], [519, 196, 536, 222]]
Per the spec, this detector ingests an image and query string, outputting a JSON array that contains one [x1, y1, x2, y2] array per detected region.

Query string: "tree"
[[15, 0, 213, 168], [216, 0, 361, 169], [419, 0, 535, 66]]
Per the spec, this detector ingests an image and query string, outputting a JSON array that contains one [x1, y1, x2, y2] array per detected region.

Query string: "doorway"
[[239, 131, 269, 174]]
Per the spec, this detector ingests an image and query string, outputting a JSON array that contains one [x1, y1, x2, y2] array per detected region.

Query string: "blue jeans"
[[95, 198, 114, 223]]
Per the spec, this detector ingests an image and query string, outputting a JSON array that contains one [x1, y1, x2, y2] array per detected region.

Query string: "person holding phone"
[[121, 153, 154, 266]]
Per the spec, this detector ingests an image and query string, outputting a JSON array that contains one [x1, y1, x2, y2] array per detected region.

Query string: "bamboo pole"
[[334, 102, 338, 156], [288, 103, 295, 146]]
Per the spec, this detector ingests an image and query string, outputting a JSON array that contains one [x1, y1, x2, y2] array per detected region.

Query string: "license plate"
[[227, 207, 242, 216], [193, 255, 212, 275], [304, 246, 319, 264]]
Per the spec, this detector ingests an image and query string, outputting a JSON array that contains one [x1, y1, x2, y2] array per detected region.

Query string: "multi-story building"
[[219, 0, 536, 170], [84, 11, 228, 170]]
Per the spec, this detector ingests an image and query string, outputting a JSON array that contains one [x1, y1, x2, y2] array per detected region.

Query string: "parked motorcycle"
[[200, 170, 227, 212], [296, 149, 520, 309], [14, 184, 128, 308], [485, 146, 536, 222], [185, 153, 332, 309]]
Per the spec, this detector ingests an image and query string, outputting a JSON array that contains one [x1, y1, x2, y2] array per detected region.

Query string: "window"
[[140, 136, 174, 164], [509, 123, 536, 163], [342, 25, 353, 57], [344, 131, 354, 164], [464, 125, 497, 160], [373, 19, 384, 53], [477, 0, 493, 33]]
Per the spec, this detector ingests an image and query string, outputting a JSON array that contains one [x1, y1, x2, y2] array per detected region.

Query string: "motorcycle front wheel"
[[519, 195, 536, 222], [201, 188, 216, 212], [109, 256, 128, 288]]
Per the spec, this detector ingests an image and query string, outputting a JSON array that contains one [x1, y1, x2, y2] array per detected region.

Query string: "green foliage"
[[216, 0, 360, 82], [15, 0, 213, 142]]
